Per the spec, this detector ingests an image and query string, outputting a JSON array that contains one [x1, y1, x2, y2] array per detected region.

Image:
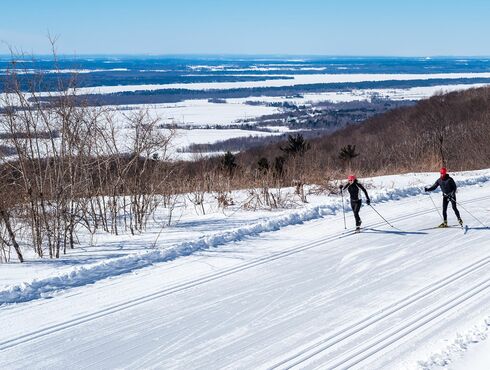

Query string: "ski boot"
[[458, 218, 463, 226], [438, 220, 448, 228]]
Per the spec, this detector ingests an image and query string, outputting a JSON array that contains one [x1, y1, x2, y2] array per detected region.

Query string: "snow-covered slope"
[[0, 170, 489, 369]]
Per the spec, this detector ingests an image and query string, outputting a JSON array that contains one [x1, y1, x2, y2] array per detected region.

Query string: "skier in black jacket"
[[339, 175, 371, 230], [424, 167, 462, 227]]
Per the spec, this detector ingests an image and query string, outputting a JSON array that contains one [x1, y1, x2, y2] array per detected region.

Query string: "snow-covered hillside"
[[0, 170, 489, 369]]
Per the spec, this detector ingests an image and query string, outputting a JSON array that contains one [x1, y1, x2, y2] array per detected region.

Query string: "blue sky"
[[1, 0, 489, 56]]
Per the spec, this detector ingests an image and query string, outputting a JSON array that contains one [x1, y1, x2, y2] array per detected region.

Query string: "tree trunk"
[[0, 210, 24, 263]]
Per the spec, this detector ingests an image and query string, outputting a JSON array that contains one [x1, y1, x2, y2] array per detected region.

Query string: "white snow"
[[2, 83, 489, 163], [0, 169, 489, 368], [0, 68, 129, 75], [105, 100, 287, 159], [420, 316, 490, 369], [112, 99, 281, 127], [187, 65, 328, 71], [450, 329, 490, 370], [169, 127, 287, 160], [0, 99, 286, 160], [70, 72, 490, 94], [355, 84, 490, 101], [97, 83, 488, 161], [33, 82, 485, 161], [228, 84, 490, 106], [172, 127, 282, 146]]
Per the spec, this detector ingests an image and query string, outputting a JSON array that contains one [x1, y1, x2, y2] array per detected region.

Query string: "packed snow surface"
[[0, 170, 489, 369]]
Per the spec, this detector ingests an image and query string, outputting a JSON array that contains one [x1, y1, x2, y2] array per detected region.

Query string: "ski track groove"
[[323, 278, 490, 370], [268, 257, 490, 369], [0, 195, 488, 354]]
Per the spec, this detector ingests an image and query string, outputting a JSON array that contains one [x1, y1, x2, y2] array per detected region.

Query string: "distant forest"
[[0, 71, 292, 93], [175, 85, 490, 191], [30, 77, 490, 106], [232, 86, 490, 177], [181, 99, 415, 153]]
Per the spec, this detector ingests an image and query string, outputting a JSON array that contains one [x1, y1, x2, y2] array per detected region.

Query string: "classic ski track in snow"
[[2, 176, 489, 306], [0, 195, 487, 355], [268, 258, 490, 369], [322, 278, 489, 370], [0, 213, 415, 352], [0, 188, 490, 306]]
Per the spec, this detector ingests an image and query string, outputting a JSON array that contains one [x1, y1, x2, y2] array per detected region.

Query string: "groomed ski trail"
[[1, 180, 490, 369], [267, 257, 490, 369]]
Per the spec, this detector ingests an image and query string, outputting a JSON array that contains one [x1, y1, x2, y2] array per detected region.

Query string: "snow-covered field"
[[113, 99, 281, 127], [72, 72, 490, 94], [165, 127, 289, 160], [3, 76, 489, 162], [98, 82, 489, 159], [112, 82, 490, 159], [0, 68, 129, 75], [0, 169, 489, 369], [106, 101, 288, 159], [0, 98, 287, 160], [229, 83, 490, 106]]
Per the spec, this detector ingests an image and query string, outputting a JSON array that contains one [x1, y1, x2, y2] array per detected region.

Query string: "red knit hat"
[[348, 175, 356, 181]]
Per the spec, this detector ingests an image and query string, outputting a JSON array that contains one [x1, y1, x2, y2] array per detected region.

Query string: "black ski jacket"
[[426, 174, 457, 196], [341, 180, 370, 202]]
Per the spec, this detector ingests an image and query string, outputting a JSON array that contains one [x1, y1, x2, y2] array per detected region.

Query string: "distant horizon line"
[[1, 53, 490, 59]]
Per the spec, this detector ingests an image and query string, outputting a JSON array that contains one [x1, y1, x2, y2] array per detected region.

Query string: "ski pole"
[[340, 189, 347, 229], [448, 196, 487, 227], [368, 203, 399, 230], [427, 192, 443, 220]]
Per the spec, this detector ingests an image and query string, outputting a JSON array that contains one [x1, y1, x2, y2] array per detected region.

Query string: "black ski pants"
[[351, 199, 362, 226], [442, 194, 461, 221]]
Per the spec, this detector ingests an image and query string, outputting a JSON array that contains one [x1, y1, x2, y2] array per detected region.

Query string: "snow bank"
[[1, 171, 490, 305], [418, 316, 490, 369]]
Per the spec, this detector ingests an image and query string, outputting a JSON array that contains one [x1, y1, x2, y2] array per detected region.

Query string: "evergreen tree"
[[274, 156, 286, 178], [338, 144, 359, 161], [257, 157, 269, 174], [221, 151, 237, 177], [280, 134, 310, 158]]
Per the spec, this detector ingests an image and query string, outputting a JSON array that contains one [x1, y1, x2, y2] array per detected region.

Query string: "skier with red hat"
[[424, 167, 463, 228], [339, 175, 371, 231]]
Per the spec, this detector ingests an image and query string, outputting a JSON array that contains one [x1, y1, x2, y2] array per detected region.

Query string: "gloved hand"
[[424, 187, 429, 192], [366, 199, 371, 205], [339, 185, 343, 190]]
